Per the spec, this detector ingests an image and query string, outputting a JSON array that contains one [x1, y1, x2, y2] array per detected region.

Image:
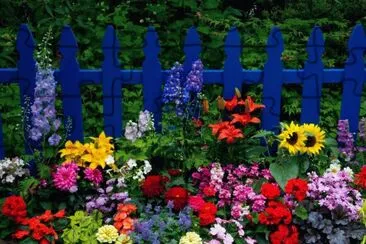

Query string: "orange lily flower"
[[225, 96, 238, 111], [209, 121, 230, 135], [245, 96, 265, 113], [231, 113, 261, 126], [218, 125, 244, 144]]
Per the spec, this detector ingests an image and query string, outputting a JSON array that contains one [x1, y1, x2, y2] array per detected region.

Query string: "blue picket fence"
[[0, 24, 365, 159]]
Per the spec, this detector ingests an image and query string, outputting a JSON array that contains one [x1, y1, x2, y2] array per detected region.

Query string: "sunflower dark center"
[[286, 132, 298, 145], [305, 136, 316, 147]]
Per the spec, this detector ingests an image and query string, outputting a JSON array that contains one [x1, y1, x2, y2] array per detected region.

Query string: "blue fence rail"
[[0, 24, 366, 159]]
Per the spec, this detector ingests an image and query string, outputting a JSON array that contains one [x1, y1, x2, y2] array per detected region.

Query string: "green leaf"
[[40, 201, 52, 210], [269, 161, 299, 189], [295, 205, 308, 220]]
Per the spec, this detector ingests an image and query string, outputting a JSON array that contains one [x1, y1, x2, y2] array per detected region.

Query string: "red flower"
[[199, 213, 216, 226], [168, 169, 182, 177], [199, 202, 217, 215], [355, 166, 366, 189], [165, 187, 189, 211], [12, 230, 30, 239], [1, 195, 27, 223], [225, 96, 238, 111], [231, 113, 261, 126], [141, 175, 167, 198], [270, 224, 299, 244], [285, 178, 308, 202], [192, 118, 204, 128], [188, 196, 205, 212], [209, 121, 230, 136], [261, 183, 281, 199], [244, 96, 265, 113], [38, 210, 53, 222], [203, 186, 216, 197], [258, 201, 292, 225], [217, 125, 244, 144], [53, 209, 66, 218]]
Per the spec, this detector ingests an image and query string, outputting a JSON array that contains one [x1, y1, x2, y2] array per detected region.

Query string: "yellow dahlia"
[[96, 225, 119, 243], [278, 122, 306, 155], [179, 232, 202, 244], [301, 124, 325, 155]]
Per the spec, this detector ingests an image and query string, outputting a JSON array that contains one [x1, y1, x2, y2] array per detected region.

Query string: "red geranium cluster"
[[1, 195, 27, 223], [261, 183, 281, 200], [2, 195, 65, 244], [165, 186, 189, 211], [188, 195, 217, 226], [355, 166, 366, 189], [209, 95, 264, 144], [270, 224, 299, 244], [285, 178, 308, 201], [141, 175, 169, 198], [258, 201, 292, 225]]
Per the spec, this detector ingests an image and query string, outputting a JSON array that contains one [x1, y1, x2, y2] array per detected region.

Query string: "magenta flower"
[[52, 162, 79, 192], [84, 168, 103, 185]]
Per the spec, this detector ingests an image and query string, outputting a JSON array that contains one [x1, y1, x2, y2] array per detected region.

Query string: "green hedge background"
[[1, 0, 366, 156]]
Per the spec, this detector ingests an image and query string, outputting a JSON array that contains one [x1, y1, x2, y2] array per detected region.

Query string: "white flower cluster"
[[124, 110, 154, 142], [0, 157, 28, 184], [327, 159, 354, 178], [108, 159, 152, 187]]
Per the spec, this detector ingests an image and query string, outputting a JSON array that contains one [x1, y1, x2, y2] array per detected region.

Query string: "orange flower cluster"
[[14, 209, 65, 243], [209, 95, 264, 144], [2, 195, 65, 243], [113, 203, 137, 234]]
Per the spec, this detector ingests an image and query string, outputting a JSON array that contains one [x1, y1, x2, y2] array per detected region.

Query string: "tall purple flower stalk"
[[337, 119, 355, 160], [29, 65, 61, 146], [162, 60, 204, 116]]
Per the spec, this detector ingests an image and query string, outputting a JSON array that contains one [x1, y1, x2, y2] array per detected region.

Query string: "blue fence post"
[[102, 25, 122, 138], [223, 27, 242, 99], [16, 24, 37, 155], [300, 27, 325, 124], [183, 27, 201, 76], [142, 26, 162, 131], [340, 24, 366, 133], [59, 26, 83, 141], [261, 27, 284, 133]]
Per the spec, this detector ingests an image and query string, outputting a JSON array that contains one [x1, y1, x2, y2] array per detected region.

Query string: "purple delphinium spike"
[[30, 65, 61, 146], [337, 119, 355, 160]]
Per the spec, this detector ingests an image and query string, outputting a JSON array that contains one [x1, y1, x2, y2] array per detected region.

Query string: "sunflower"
[[301, 124, 326, 155], [278, 122, 306, 155]]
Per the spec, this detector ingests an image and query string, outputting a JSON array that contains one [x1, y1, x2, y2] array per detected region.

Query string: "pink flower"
[[52, 162, 79, 192], [84, 168, 103, 185], [188, 196, 205, 212]]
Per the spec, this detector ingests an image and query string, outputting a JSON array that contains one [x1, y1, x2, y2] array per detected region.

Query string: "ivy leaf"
[[269, 161, 299, 189], [295, 205, 308, 220]]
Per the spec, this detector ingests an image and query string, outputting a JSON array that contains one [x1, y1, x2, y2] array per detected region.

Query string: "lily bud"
[[217, 96, 226, 110], [202, 98, 209, 113], [235, 88, 242, 99]]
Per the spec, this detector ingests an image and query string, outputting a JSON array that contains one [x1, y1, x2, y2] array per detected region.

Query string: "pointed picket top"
[[59, 26, 78, 56], [102, 25, 120, 50], [348, 24, 366, 50], [184, 26, 201, 55], [306, 26, 325, 62], [143, 26, 160, 58], [266, 27, 284, 57], [16, 24, 36, 53], [224, 27, 241, 57]]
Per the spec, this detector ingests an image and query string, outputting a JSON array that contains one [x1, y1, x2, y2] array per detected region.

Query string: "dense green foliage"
[[1, 0, 366, 156]]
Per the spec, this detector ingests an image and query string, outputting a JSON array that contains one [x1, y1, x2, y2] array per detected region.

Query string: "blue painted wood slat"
[[183, 27, 202, 77], [340, 24, 366, 133], [142, 26, 162, 131], [223, 27, 242, 99], [102, 25, 122, 138], [300, 27, 325, 124], [16, 24, 37, 155], [261, 27, 284, 133], [59, 26, 83, 141]]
